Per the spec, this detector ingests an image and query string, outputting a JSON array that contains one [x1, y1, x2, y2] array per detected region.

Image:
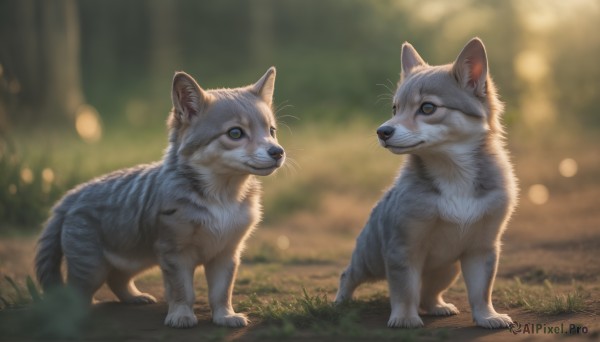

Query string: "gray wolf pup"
[[335, 38, 517, 329], [35, 67, 285, 328]]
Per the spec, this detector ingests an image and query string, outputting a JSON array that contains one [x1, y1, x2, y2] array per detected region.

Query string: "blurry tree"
[[149, 0, 181, 92], [250, 0, 274, 65], [0, 0, 598, 132], [0, 0, 85, 126]]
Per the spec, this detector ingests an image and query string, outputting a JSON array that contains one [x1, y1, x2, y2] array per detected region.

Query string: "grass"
[[496, 277, 587, 315], [0, 275, 41, 309], [2, 118, 397, 234], [0, 286, 90, 339], [0, 136, 65, 232], [0, 275, 96, 339], [1, 121, 167, 234], [2, 116, 599, 339], [237, 287, 449, 340]]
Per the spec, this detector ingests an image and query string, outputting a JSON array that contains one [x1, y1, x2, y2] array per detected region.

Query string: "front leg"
[[205, 252, 248, 327], [159, 253, 198, 328], [386, 261, 423, 328], [461, 247, 512, 329]]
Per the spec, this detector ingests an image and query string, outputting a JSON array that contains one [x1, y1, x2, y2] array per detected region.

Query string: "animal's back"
[[35, 162, 164, 290]]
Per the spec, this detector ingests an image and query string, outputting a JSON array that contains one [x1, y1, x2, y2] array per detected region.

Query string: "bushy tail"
[[35, 212, 65, 291]]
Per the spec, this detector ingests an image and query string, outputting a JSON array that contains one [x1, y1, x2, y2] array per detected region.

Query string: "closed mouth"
[[385, 141, 425, 149], [246, 163, 279, 171]]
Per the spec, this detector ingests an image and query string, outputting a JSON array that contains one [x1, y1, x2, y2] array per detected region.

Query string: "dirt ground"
[[1, 143, 599, 341]]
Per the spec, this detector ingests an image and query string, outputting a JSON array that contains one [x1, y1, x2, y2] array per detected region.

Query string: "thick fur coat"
[[35, 68, 285, 328], [335, 38, 518, 329]]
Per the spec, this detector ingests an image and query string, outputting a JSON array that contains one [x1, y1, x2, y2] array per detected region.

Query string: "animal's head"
[[169, 67, 285, 176], [377, 38, 503, 155]]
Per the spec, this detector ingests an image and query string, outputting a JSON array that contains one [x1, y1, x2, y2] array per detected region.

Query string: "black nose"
[[377, 126, 395, 141], [267, 146, 284, 160]]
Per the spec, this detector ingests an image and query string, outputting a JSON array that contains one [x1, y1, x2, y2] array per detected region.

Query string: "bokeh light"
[[514, 50, 549, 83], [558, 158, 578, 178], [20, 167, 34, 184], [277, 235, 290, 250], [8, 184, 17, 195], [520, 96, 557, 126], [41, 168, 55, 183], [528, 184, 549, 205], [75, 105, 102, 143], [41, 168, 54, 193]]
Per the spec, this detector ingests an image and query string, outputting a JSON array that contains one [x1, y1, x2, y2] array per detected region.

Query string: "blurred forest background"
[[0, 0, 599, 231]]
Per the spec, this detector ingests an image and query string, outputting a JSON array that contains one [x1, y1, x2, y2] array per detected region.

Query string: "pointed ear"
[[452, 38, 488, 97], [401, 42, 426, 77], [251, 67, 276, 106], [171, 72, 209, 123]]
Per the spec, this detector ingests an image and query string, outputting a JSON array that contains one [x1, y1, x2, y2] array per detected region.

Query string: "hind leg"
[[107, 270, 156, 304], [335, 261, 371, 304], [62, 222, 110, 304], [64, 248, 109, 304], [420, 262, 460, 316]]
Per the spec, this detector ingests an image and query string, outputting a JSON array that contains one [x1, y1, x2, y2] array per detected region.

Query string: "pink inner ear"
[[468, 59, 483, 87]]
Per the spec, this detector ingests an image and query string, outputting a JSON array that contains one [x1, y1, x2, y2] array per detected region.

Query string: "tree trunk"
[[39, 0, 85, 120], [0, 0, 84, 127]]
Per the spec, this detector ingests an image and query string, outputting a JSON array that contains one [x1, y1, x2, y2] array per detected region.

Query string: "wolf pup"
[[35, 67, 285, 328], [335, 38, 517, 329]]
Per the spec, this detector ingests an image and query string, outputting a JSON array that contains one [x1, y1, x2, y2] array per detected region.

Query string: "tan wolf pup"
[[335, 38, 517, 329], [35, 67, 285, 328]]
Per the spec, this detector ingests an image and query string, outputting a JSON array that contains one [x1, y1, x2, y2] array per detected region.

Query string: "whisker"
[[274, 100, 299, 137], [275, 100, 292, 113], [277, 121, 294, 136], [288, 157, 302, 170], [368, 138, 382, 150], [376, 96, 392, 105], [376, 82, 395, 95], [376, 81, 396, 107], [387, 79, 397, 90], [277, 114, 300, 121], [282, 157, 300, 177]]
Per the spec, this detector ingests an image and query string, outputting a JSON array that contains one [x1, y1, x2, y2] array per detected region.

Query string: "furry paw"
[[423, 302, 460, 316], [164, 305, 198, 328], [474, 312, 512, 329], [213, 313, 249, 328], [387, 314, 424, 328], [123, 293, 157, 305]]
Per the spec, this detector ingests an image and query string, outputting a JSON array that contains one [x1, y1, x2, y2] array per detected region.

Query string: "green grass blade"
[[26, 275, 42, 302], [4, 275, 24, 301]]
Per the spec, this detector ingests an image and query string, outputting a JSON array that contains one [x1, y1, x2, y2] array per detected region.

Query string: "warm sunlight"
[[41, 168, 55, 184], [2, 2, 599, 340], [528, 184, 550, 205], [20, 167, 34, 184], [520, 96, 557, 127], [559, 158, 578, 178], [277, 235, 290, 250], [75, 105, 102, 143], [514, 50, 548, 84]]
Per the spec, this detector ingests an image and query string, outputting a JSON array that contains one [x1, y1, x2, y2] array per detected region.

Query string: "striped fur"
[[35, 67, 284, 328]]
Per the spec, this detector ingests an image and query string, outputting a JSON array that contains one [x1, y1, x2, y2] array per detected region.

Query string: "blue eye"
[[227, 127, 244, 140], [419, 102, 437, 115]]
